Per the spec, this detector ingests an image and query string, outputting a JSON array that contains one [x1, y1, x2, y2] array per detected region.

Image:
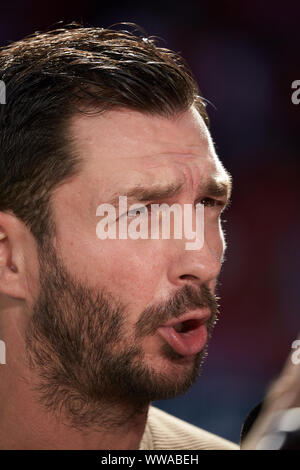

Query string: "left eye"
[[200, 197, 220, 207]]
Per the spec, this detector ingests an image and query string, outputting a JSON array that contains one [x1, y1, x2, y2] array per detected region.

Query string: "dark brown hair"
[[0, 23, 208, 249]]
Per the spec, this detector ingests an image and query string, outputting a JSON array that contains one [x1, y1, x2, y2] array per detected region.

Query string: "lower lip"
[[157, 322, 208, 356]]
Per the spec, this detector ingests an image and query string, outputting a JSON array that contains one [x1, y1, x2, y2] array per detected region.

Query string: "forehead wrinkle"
[[106, 180, 185, 208], [100, 171, 231, 210]]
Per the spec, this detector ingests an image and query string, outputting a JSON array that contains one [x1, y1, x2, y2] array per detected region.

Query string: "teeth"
[[173, 322, 183, 333]]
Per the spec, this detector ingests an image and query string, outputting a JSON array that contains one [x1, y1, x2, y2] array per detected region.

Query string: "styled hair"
[[0, 23, 208, 248]]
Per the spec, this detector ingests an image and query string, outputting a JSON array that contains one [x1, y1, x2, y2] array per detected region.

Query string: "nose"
[[167, 237, 223, 290]]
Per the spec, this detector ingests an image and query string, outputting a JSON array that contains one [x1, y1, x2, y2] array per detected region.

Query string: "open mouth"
[[157, 315, 209, 356], [172, 318, 202, 333]]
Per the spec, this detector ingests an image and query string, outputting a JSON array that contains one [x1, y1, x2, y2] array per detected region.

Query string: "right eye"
[[127, 204, 151, 218]]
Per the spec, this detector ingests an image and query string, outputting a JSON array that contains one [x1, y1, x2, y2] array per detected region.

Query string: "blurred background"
[[1, 0, 299, 444]]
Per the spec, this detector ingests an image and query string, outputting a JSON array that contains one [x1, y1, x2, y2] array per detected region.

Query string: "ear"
[[0, 212, 30, 300]]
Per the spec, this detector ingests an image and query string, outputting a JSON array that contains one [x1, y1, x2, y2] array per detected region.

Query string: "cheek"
[[105, 245, 157, 295], [96, 240, 168, 324], [64, 234, 165, 307]]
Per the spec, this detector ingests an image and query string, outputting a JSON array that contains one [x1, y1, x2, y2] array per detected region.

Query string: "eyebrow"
[[106, 172, 232, 209]]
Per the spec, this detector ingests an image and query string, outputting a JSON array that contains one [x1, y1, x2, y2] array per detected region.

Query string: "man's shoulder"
[[139, 405, 239, 450]]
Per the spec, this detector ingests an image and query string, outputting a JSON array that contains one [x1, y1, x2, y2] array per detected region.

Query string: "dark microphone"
[[240, 402, 263, 445], [241, 402, 300, 450]]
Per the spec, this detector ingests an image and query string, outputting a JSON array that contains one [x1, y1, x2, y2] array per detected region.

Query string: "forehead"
[[68, 107, 227, 194]]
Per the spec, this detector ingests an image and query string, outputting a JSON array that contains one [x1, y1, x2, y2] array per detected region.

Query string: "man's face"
[[25, 106, 231, 425]]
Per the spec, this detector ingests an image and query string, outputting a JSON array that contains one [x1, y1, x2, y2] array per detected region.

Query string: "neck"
[[0, 330, 149, 450], [0, 370, 149, 449]]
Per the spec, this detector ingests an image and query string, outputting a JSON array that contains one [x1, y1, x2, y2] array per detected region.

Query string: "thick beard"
[[24, 243, 220, 431]]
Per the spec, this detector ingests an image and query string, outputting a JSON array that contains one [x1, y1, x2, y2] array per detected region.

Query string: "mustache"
[[135, 283, 220, 339]]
